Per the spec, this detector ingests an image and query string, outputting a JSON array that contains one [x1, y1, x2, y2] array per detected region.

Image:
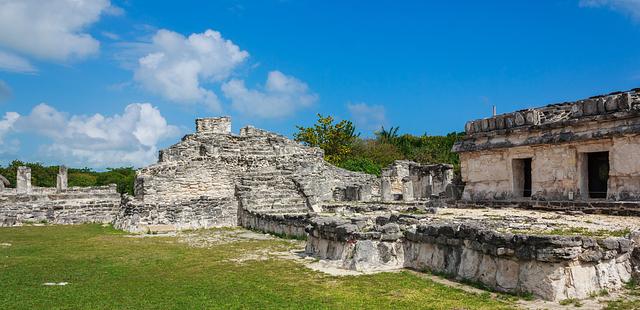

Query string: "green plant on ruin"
[[294, 114, 359, 165]]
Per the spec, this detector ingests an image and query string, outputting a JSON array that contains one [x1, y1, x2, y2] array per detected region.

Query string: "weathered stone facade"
[[115, 117, 380, 232], [0, 167, 120, 226], [453, 89, 640, 202], [381, 160, 454, 202], [0, 174, 8, 190], [305, 213, 636, 301]]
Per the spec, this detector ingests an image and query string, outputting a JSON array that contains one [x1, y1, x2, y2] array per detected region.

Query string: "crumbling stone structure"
[[115, 117, 380, 233], [381, 160, 454, 202], [453, 89, 640, 202], [306, 214, 636, 301], [0, 174, 8, 190], [0, 166, 120, 226]]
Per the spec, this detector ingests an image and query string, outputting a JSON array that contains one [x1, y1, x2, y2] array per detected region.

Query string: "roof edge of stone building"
[[453, 88, 640, 153], [462, 88, 640, 137]]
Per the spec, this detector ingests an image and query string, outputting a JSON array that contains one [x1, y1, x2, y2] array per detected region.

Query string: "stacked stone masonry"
[[305, 214, 636, 301], [453, 89, 640, 202], [0, 166, 120, 226], [116, 117, 381, 232]]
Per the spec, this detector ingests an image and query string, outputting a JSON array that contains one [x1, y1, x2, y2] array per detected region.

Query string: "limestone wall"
[[460, 136, 640, 201], [0, 185, 120, 226], [114, 195, 237, 233], [455, 89, 640, 201], [381, 161, 453, 202], [119, 117, 380, 232], [305, 215, 637, 301], [239, 209, 308, 238]]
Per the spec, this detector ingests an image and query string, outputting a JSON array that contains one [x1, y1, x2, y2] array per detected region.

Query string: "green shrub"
[[336, 157, 384, 176]]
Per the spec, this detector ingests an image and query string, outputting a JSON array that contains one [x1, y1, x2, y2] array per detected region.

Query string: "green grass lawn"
[[0, 224, 514, 309]]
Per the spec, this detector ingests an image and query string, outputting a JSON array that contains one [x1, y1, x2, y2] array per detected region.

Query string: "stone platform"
[[304, 207, 640, 301]]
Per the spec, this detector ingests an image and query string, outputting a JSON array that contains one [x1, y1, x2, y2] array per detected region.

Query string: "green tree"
[[294, 114, 359, 164]]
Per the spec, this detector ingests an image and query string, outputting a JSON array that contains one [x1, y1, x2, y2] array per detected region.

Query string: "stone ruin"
[[1, 89, 640, 301], [453, 88, 640, 206], [0, 174, 9, 190], [381, 160, 454, 202], [0, 166, 120, 226], [113, 117, 382, 232]]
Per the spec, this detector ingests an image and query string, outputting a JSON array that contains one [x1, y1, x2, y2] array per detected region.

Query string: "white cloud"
[[0, 111, 19, 145], [10, 103, 179, 167], [0, 50, 36, 73], [134, 29, 249, 112], [347, 102, 388, 132], [0, 0, 117, 69], [101, 31, 121, 41], [222, 70, 318, 118], [580, 0, 640, 20]]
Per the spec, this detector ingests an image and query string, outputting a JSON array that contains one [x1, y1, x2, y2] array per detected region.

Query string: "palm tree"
[[375, 126, 400, 144]]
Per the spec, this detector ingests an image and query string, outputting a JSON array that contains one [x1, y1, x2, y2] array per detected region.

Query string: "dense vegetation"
[[295, 114, 464, 176], [0, 160, 135, 195]]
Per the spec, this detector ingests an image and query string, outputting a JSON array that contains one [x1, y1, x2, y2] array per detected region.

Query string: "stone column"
[[381, 178, 392, 202], [57, 165, 68, 192], [402, 177, 414, 202], [16, 166, 31, 194]]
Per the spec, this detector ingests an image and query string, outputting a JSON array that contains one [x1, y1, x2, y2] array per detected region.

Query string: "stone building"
[[115, 117, 380, 232], [453, 89, 640, 202], [380, 160, 454, 202]]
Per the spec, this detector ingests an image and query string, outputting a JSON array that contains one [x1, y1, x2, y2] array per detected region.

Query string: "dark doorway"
[[513, 158, 532, 198], [587, 152, 609, 198], [522, 158, 532, 198]]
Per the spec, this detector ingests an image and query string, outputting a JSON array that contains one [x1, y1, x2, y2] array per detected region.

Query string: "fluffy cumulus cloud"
[[580, 0, 640, 20], [134, 29, 249, 112], [347, 102, 388, 132], [6, 103, 179, 167], [222, 70, 318, 118], [0, 0, 118, 72]]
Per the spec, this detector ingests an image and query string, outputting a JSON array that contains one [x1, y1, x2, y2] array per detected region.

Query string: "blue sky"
[[1, 0, 639, 168]]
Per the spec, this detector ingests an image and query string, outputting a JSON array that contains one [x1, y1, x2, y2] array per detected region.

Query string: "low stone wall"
[[239, 209, 309, 238], [305, 215, 637, 301], [0, 185, 120, 226], [449, 199, 640, 216], [114, 196, 237, 233]]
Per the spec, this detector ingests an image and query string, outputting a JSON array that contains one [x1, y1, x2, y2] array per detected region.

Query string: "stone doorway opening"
[[587, 152, 609, 199], [512, 158, 532, 198]]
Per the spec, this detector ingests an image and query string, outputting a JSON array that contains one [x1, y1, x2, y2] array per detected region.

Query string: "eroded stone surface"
[[304, 210, 638, 301], [454, 89, 640, 202], [115, 118, 380, 232]]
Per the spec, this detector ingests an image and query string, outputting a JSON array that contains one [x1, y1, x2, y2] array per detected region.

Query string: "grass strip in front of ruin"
[[0, 224, 514, 309]]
